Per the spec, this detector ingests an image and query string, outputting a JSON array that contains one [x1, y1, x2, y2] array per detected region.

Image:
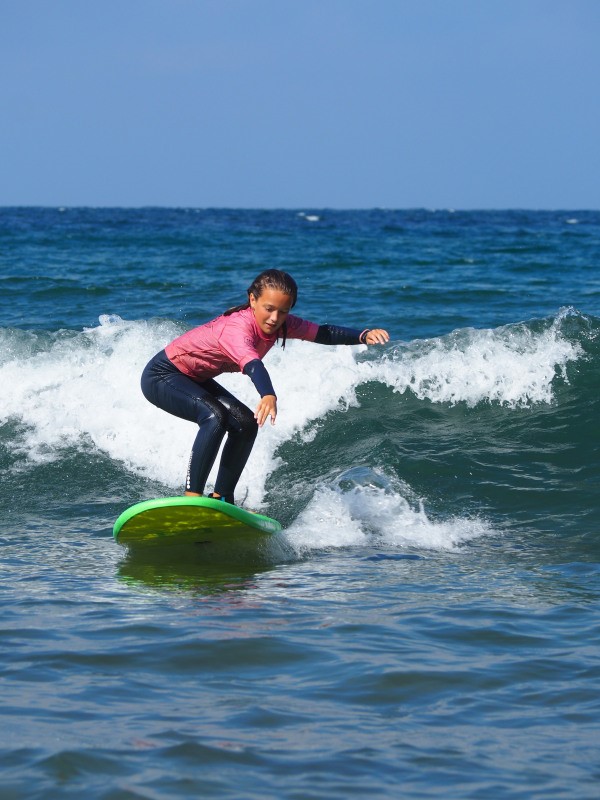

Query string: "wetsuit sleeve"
[[314, 325, 367, 346], [284, 315, 319, 341], [243, 359, 276, 397]]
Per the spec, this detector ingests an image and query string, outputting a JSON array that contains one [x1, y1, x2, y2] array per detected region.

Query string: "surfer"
[[141, 269, 389, 504]]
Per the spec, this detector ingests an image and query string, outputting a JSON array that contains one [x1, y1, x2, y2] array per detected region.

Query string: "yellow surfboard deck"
[[113, 496, 281, 548]]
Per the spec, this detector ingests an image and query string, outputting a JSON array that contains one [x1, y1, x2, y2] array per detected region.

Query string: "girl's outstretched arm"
[[314, 325, 390, 346]]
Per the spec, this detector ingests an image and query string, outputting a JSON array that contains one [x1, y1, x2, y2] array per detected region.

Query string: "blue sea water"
[[1, 207, 599, 798]]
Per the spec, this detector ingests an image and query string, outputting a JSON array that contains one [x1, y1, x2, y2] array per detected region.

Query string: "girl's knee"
[[238, 407, 258, 439], [196, 396, 228, 431]]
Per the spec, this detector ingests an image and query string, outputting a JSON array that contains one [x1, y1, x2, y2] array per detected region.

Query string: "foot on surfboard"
[[207, 492, 234, 504], [207, 492, 261, 514], [182, 492, 258, 514]]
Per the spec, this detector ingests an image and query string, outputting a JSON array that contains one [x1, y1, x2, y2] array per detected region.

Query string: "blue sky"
[[1, 0, 599, 208]]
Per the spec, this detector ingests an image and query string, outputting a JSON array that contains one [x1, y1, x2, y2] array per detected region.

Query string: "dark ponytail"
[[223, 269, 298, 348]]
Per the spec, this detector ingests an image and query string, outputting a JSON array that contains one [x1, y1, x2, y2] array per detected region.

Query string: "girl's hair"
[[224, 269, 298, 348]]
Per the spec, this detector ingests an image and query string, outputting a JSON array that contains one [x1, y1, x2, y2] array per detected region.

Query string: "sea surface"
[[1, 207, 599, 799]]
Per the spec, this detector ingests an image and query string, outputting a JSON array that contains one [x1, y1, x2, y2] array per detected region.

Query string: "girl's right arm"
[[255, 395, 277, 426], [243, 359, 278, 426]]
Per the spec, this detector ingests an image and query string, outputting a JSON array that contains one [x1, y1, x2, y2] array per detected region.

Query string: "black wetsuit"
[[141, 324, 366, 503]]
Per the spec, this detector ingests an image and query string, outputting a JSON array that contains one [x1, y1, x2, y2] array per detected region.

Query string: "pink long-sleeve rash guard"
[[164, 306, 319, 382]]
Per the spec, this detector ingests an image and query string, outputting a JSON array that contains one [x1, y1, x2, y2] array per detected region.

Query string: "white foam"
[[368, 311, 581, 408], [284, 483, 491, 554], [1, 315, 184, 477]]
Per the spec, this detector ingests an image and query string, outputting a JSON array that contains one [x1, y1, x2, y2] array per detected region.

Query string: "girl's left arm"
[[313, 324, 390, 346]]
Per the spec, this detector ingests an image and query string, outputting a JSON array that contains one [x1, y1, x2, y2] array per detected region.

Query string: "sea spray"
[[284, 467, 492, 554]]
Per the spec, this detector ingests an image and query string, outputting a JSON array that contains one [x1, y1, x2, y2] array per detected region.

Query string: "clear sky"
[[1, 0, 599, 209]]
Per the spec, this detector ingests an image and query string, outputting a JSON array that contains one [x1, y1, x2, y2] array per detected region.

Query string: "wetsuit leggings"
[[141, 350, 258, 503]]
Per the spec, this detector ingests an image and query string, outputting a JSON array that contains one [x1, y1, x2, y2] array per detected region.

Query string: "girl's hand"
[[365, 328, 390, 345], [255, 394, 277, 427]]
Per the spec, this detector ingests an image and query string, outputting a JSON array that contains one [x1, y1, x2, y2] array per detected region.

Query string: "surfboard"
[[113, 496, 282, 549]]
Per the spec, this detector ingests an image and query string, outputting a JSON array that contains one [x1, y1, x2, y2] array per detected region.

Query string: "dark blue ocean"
[[1, 207, 599, 799]]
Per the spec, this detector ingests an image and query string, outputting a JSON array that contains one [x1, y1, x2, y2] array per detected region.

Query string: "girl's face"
[[250, 288, 293, 335]]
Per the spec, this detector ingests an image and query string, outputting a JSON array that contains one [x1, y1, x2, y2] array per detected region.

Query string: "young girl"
[[141, 269, 390, 505]]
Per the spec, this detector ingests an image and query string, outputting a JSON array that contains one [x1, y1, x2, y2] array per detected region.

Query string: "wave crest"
[[0, 309, 593, 513], [369, 307, 586, 408]]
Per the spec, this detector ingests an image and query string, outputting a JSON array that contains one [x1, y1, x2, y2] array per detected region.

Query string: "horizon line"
[[1, 205, 598, 213]]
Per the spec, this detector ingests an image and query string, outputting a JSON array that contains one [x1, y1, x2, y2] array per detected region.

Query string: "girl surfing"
[[141, 270, 389, 505]]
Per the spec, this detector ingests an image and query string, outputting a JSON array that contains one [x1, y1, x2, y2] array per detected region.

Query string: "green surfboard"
[[113, 496, 282, 549]]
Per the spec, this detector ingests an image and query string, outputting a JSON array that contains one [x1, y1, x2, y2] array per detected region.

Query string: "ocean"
[[1, 207, 599, 798]]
